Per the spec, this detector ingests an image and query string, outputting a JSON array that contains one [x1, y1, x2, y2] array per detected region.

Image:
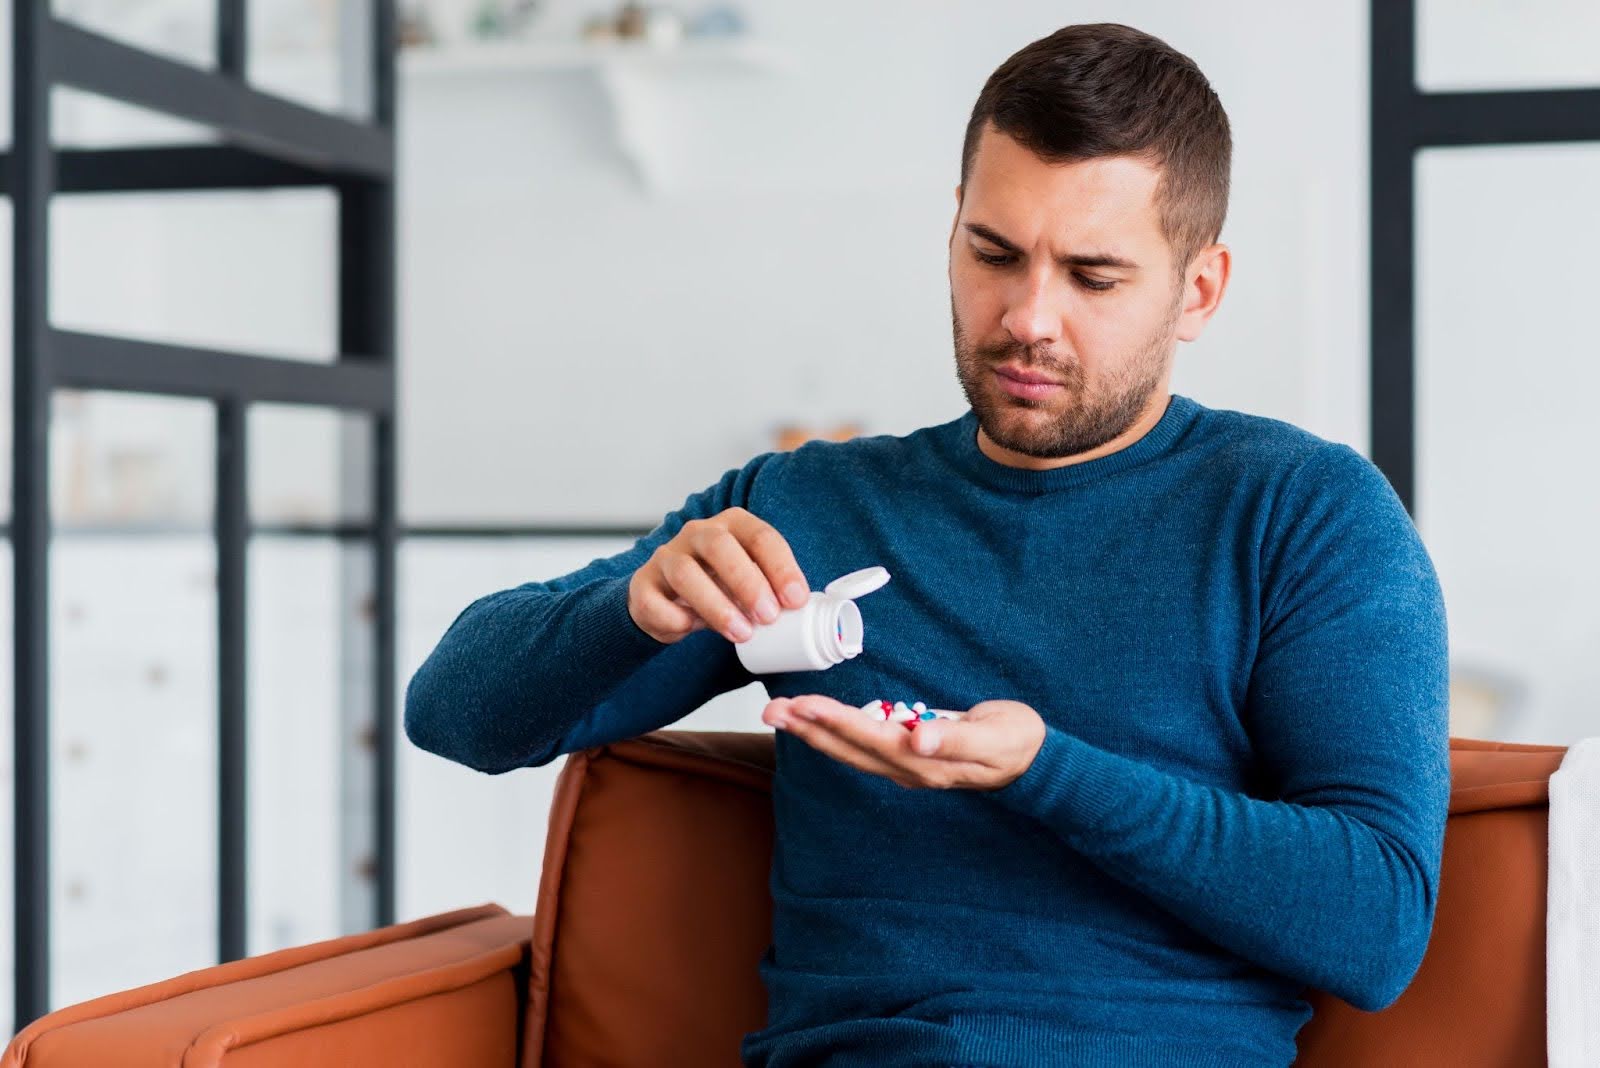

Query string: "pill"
[[858, 699, 966, 723]]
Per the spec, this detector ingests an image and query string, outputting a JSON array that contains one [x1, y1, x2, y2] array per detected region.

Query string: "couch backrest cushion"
[[524, 732, 1566, 1068], [524, 733, 775, 1068]]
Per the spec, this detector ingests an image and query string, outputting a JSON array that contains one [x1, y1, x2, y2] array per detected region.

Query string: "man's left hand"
[[762, 694, 1046, 791]]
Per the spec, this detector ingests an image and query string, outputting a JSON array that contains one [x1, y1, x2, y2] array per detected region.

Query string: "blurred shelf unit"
[[396, 36, 794, 191], [398, 36, 790, 77]]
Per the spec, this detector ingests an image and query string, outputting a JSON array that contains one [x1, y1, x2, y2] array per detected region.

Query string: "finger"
[[906, 718, 999, 764], [671, 596, 710, 633], [805, 696, 993, 771], [783, 715, 911, 784], [632, 575, 701, 638], [693, 523, 782, 625], [658, 551, 751, 641], [789, 696, 933, 768], [768, 697, 908, 770], [910, 722, 944, 756], [726, 511, 810, 610]]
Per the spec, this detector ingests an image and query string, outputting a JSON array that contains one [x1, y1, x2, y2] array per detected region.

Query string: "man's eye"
[[972, 249, 1117, 293]]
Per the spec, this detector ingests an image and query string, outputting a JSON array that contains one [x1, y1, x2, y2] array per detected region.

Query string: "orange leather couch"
[[1, 732, 1568, 1066]]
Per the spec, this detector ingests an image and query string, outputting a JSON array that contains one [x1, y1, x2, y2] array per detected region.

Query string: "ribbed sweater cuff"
[[985, 724, 1126, 834], [569, 573, 669, 672]]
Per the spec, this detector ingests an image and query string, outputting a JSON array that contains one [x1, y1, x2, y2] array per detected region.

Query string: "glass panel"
[[51, 187, 338, 365], [248, 536, 375, 954], [1418, 0, 1600, 92], [249, 405, 373, 526], [49, 391, 217, 1008], [0, 15, 8, 1028], [51, 390, 213, 527], [396, 535, 770, 921], [1, 199, 10, 521], [1415, 143, 1600, 746], [0, 539, 12, 1038], [250, 0, 375, 121], [51, 0, 216, 70], [0, 0, 9, 153], [0, 17, 12, 507]]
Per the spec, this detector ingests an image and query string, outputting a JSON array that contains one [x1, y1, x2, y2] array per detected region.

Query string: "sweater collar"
[[943, 392, 1202, 494]]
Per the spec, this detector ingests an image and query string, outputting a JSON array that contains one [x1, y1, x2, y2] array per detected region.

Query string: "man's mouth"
[[994, 366, 1065, 399]]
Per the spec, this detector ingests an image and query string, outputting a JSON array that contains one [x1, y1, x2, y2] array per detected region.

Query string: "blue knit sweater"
[[404, 393, 1451, 1068]]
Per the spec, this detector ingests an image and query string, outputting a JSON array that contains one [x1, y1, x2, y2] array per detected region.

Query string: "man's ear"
[[1175, 242, 1232, 343]]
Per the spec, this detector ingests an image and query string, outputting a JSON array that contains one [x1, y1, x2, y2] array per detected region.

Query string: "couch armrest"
[[2, 903, 532, 1068]]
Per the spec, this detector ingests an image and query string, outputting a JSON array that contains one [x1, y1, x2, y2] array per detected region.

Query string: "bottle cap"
[[822, 565, 890, 601]]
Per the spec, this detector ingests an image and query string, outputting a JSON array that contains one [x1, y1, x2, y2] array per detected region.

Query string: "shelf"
[[48, 19, 393, 180], [398, 36, 791, 78], [52, 330, 392, 411], [396, 36, 793, 193]]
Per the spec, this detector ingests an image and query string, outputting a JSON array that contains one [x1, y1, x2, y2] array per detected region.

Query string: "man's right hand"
[[627, 507, 811, 646]]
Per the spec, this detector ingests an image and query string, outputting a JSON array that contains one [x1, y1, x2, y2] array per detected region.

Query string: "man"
[[406, 22, 1449, 1068]]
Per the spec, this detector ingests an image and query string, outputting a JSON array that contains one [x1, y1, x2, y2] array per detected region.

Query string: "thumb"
[[919, 714, 1012, 763], [911, 719, 985, 760], [912, 722, 945, 755]]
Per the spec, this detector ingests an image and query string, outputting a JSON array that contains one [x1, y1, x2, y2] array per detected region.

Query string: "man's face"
[[948, 123, 1188, 462]]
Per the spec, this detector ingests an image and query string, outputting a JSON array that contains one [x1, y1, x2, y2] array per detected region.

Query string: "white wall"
[[1415, 142, 1600, 745]]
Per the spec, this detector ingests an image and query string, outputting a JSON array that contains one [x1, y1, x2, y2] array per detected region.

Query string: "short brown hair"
[[960, 23, 1231, 281]]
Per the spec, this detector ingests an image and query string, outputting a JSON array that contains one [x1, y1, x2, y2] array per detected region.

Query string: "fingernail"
[[784, 581, 808, 606], [754, 594, 779, 623], [729, 614, 753, 641]]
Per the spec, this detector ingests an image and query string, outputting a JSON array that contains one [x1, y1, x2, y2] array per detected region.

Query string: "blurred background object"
[[772, 422, 862, 451], [1448, 663, 1528, 740]]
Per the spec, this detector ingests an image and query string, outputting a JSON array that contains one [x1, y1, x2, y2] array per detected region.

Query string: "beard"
[[951, 288, 1180, 460]]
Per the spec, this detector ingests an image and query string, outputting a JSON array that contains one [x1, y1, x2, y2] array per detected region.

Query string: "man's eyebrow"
[[963, 222, 1141, 271]]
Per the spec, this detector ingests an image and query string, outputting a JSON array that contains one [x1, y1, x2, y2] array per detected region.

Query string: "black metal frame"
[[8, 3, 397, 1029], [1370, 0, 1600, 514]]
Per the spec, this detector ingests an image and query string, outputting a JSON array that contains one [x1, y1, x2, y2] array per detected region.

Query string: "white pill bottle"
[[734, 565, 891, 674]]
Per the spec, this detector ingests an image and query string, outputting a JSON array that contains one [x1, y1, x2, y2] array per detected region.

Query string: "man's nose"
[[999, 268, 1061, 348]]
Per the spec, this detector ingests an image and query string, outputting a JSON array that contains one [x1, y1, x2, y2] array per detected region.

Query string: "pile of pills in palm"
[[858, 699, 965, 730]]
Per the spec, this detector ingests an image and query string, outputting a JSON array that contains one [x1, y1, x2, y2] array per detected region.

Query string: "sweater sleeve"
[[984, 442, 1451, 1013], [404, 450, 790, 774]]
